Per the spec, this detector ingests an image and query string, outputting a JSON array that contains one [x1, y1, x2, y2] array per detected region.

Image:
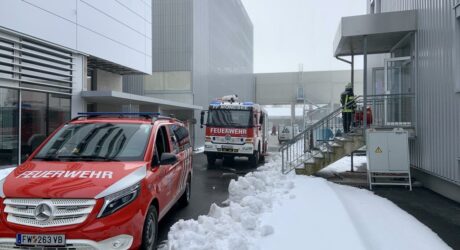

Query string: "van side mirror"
[[160, 153, 178, 165], [200, 111, 205, 128]]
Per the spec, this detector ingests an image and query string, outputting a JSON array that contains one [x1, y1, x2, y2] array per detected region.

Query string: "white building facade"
[[0, 0, 152, 167]]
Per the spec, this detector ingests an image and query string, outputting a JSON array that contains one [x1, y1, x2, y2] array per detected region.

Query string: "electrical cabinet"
[[366, 128, 412, 190]]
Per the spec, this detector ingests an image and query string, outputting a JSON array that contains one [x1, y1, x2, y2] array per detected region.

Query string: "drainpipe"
[[335, 55, 354, 90], [363, 36, 368, 138]]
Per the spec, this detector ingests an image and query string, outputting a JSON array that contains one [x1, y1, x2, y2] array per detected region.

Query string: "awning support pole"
[[363, 36, 368, 138], [351, 54, 354, 90]]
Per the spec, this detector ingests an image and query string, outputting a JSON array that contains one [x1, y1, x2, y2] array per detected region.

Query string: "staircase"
[[280, 94, 415, 175]]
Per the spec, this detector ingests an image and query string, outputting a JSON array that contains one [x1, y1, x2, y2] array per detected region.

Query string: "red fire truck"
[[200, 95, 269, 167]]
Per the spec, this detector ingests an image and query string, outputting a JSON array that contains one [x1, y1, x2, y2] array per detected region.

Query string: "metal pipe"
[[335, 55, 354, 90], [363, 36, 368, 137], [351, 54, 354, 90]]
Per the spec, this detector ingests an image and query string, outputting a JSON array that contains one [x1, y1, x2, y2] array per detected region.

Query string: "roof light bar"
[[77, 112, 161, 117]]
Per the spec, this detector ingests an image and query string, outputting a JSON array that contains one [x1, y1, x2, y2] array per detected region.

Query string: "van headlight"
[[98, 182, 141, 218]]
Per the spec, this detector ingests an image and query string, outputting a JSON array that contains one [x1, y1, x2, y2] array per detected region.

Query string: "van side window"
[[168, 125, 180, 153], [153, 126, 171, 166], [170, 125, 190, 151]]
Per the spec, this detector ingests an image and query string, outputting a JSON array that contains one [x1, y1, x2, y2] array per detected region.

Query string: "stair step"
[[335, 137, 353, 142], [329, 142, 343, 148]]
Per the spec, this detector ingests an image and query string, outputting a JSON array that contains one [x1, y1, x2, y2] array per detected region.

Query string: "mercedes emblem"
[[34, 202, 54, 222]]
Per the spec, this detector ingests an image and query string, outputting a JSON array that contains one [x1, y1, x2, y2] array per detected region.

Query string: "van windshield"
[[207, 110, 253, 128], [34, 123, 152, 162]]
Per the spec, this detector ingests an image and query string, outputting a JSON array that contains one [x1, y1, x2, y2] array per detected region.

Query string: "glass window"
[[0, 88, 19, 166], [48, 94, 71, 133], [20, 91, 71, 161], [34, 123, 152, 162], [207, 110, 253, 128], [21, 91, 47, 161]]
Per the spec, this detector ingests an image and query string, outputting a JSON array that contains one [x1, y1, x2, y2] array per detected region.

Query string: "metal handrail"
[[280, 93, 415, 174]]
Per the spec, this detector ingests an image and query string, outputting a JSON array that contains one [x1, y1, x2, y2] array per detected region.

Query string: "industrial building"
[[123, 0, 254, 147], [333, 0, 460, 202], [0, 0, 152, 167]]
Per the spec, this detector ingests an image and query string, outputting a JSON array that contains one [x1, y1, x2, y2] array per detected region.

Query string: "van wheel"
[[178, 176, 191, 207], [207, 155, 216, 166], [249, 150, 259, 167], [141, 205, 158, 250]]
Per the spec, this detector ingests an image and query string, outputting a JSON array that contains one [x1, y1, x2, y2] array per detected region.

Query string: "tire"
[[258, 144, 265, 163], [249, 150, 259, 167], [207, 155, 216, 166], [141, 205, 158, 250], [178, 176, 191, 208]]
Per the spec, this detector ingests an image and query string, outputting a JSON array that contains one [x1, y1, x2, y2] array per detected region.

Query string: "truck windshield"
[[207, 110, 252, 128], [34, 123, 152, 162]]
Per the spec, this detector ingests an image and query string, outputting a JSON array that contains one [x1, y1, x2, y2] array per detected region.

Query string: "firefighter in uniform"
[[340, 83, 356, 133]]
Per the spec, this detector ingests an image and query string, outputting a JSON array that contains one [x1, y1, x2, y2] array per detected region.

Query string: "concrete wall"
[[0, 0, 152, 74], [95, 69, 123, 92], [255, 70, 364, 105]]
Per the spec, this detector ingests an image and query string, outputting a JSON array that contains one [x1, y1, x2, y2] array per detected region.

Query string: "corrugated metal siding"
[[380, 0, 460, 184], [122, 75, 144, 95], [152, 0, 193, 72]]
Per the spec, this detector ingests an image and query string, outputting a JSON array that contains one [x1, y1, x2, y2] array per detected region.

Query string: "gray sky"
[[241, 0, 365, 73]]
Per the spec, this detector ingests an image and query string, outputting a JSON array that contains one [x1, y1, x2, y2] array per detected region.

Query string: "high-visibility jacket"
[[340, 91, 356, 113]]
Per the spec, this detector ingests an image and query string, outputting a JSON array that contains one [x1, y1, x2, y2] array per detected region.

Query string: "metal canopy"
[[81, 90, 202, 111], [334, 10, 417, 57], [87, 56, 143, 75]]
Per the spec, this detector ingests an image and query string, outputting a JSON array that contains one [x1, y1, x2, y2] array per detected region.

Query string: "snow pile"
[[319, 155, 367, 174], [166, 155, 294, 250], [165, 155, 451, 250], [0, 167, 14, 180], [193, 146, 205, 154]]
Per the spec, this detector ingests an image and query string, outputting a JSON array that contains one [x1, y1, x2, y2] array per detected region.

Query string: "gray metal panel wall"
[[192, 0, 254, 147], [374, 0, 460, 184], [152, 0, 193, 72], [122, 75, 145, 95]]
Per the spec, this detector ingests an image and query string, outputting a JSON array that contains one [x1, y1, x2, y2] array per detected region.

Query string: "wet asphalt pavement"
[[156, 152, 262, 247]]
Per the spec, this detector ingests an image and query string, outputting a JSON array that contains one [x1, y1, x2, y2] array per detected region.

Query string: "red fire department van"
[[200, 95, 269, 167], [0, 112, 193, 250]]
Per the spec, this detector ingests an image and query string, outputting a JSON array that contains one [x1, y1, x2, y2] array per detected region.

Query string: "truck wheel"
[[141, 205, 158, 250], [259, 151, 265, 163], [249, 150, 259, 167], [207, 155, 216, 166], [178, 175, 191, 208], [258, 144, 265, 163]]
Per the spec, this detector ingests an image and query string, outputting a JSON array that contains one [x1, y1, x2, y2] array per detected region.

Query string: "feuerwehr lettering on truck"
[[16, 170, 113, 179]]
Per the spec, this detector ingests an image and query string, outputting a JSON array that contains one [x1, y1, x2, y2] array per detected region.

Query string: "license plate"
[[222, 145, 233, 149], [16, 234, 66, 246]]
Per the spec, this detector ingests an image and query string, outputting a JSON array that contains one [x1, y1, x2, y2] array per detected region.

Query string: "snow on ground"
[[193, 146, 205, 154], [0, 167, 14, 180], [319, 155, 367, 174], [164, 155, 451, 250]]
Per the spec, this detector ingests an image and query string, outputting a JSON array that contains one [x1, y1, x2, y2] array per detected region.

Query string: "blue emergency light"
[[242, 102, 254, 106]]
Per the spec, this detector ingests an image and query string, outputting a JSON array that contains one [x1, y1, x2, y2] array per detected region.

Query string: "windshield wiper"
[[56, 155, 120, 162]]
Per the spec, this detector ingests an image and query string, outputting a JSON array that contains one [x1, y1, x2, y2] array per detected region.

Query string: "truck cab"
[[201, 96, 268, 167]]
